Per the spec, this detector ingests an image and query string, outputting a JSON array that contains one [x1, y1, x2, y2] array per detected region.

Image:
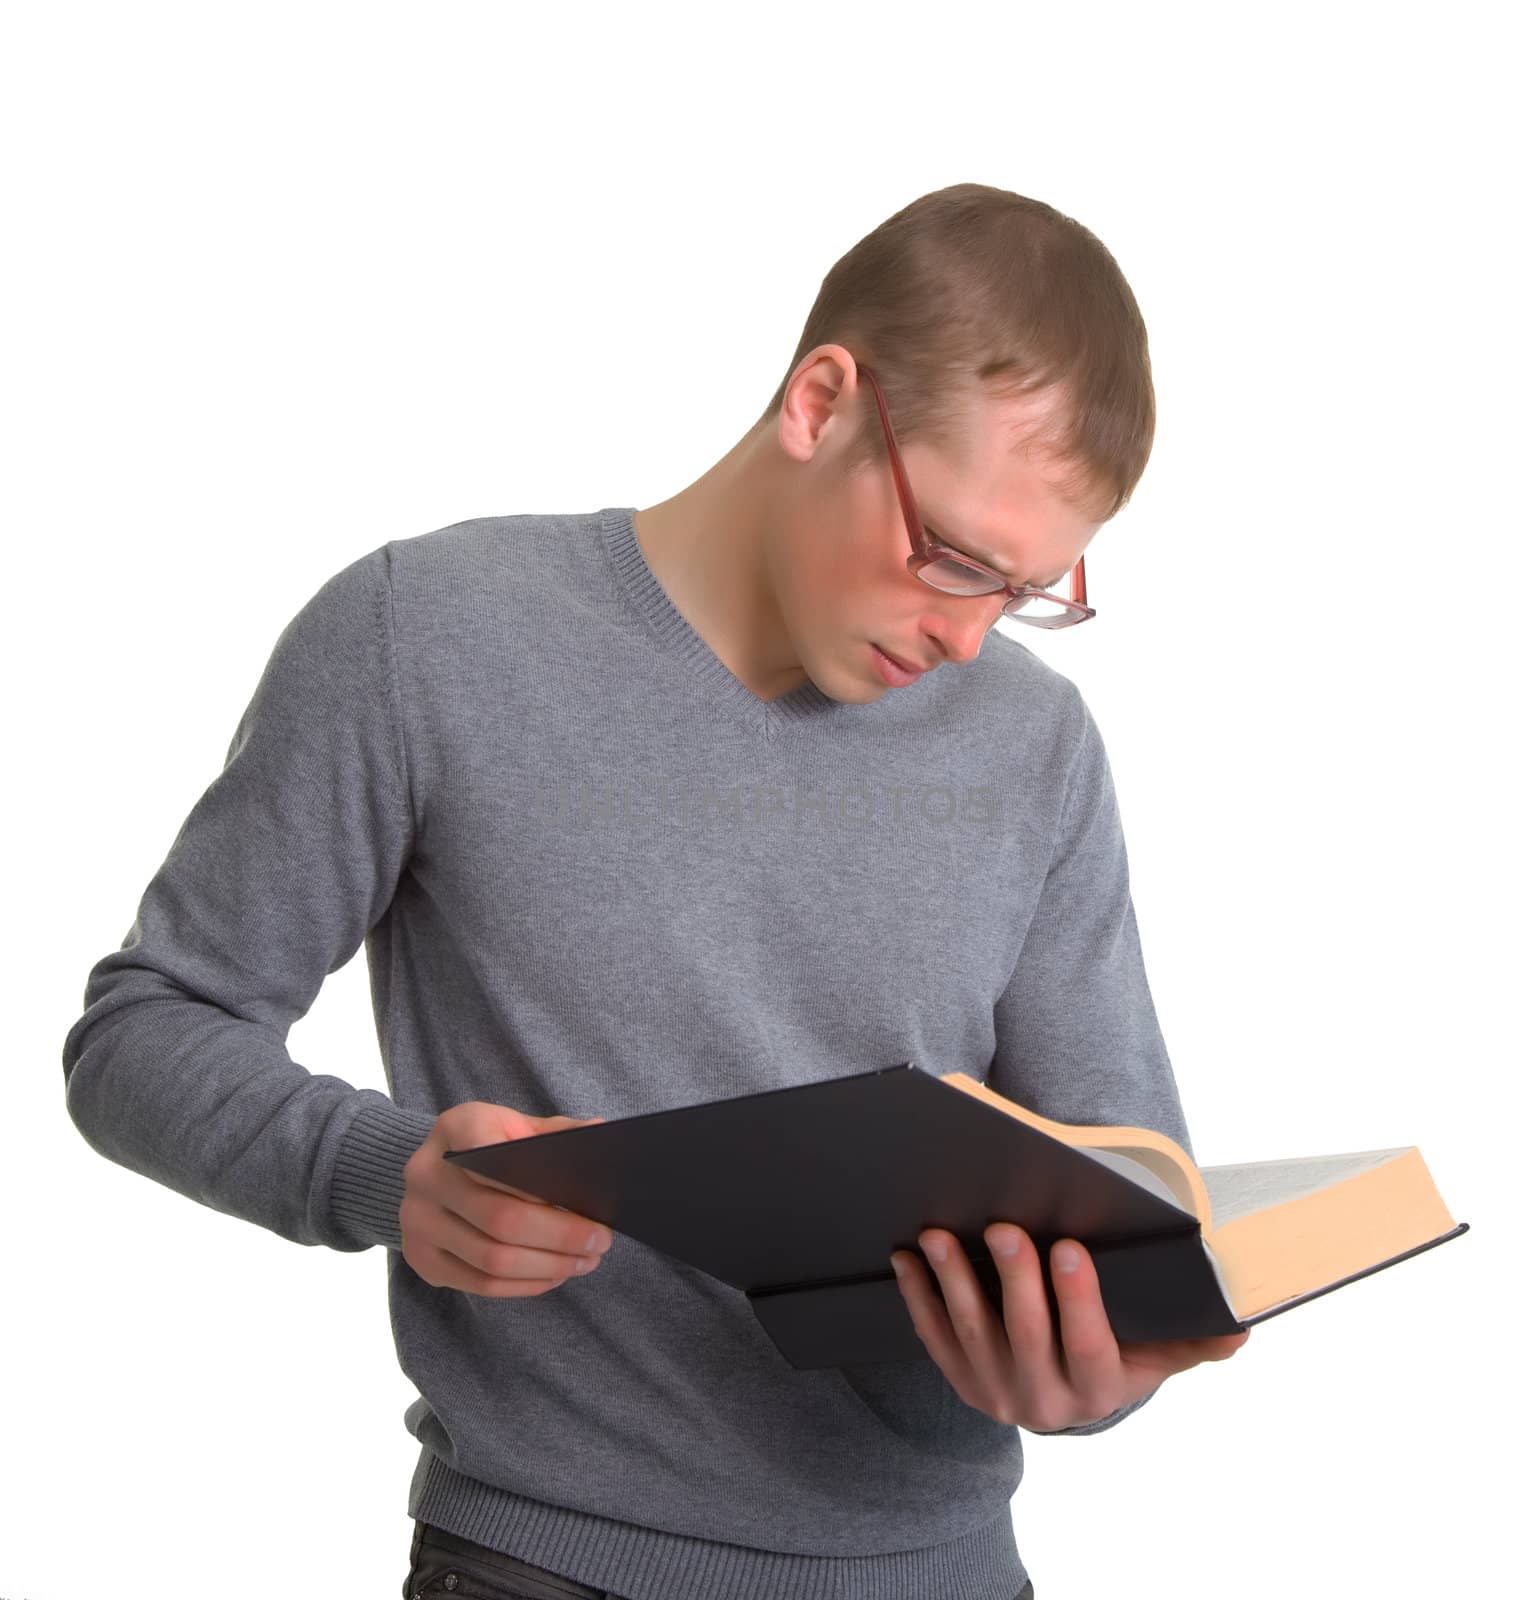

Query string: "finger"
[[1120, 1329, 1252, 1378], [1183, 1330, 1252, 1362], [890, 1243, 953, 1343], [450, 1179, 614, 1261], [454, 1115, 602, 1195], [985, 1225, 1064, 1406], [465, 1178, 579, 1236], [915, 1230, 1010, 1378], [428, 1245, 576, 1297], [429, 1204, 604, 1288], [1048, 1239, 1123, 1411], [464, 1172, 551, 1201], [464, 1175, 595, 1233], [891, 1239, 974, 1386]]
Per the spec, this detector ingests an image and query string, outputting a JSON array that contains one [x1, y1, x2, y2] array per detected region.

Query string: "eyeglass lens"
[[916, 555, 1081, 623]]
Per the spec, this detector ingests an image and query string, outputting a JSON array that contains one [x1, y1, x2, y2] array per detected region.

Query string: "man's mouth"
[[876, 645, 925, 673], [871, 643, 927, 685]]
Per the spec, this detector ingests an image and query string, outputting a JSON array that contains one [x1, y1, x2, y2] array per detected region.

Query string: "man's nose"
[[925, 596, 1006, 664]]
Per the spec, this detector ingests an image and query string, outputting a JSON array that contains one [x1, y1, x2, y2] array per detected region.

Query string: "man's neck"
[[631, 429, 809, 702]]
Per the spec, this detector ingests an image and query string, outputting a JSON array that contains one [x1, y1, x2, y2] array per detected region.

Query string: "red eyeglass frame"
[[857, 362, 1095, 628]]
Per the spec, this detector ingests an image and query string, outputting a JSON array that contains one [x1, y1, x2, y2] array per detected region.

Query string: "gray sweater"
[[63, 506, 1194, 1600]]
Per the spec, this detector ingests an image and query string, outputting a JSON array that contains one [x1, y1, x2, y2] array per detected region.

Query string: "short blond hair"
[[759, 182, 1156, 523]]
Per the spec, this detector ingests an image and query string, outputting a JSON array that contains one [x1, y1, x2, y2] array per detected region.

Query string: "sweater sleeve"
[[61, 545, 436, 1255], [989, 689, 1193, 1437]]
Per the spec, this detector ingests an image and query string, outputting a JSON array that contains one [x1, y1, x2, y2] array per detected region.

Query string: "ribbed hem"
[[329, 1094, 436, 1251], [597, 505, 848, 726], [408, 1450, 1027, 1600]]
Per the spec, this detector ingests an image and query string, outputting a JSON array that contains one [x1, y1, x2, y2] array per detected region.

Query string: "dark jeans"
[[402, 1519, 1035, 1599]]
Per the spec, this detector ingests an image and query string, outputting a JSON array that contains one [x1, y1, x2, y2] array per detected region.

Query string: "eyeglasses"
[[857, 362, 1095, 629]]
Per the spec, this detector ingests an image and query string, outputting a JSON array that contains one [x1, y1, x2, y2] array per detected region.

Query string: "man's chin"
[[816, 673, 885, 707], [799, 640, 890, 705]]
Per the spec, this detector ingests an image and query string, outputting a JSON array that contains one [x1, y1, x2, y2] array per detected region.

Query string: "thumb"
[[530, 1113, 607, 1133], [465, 1109, 604, 1200]]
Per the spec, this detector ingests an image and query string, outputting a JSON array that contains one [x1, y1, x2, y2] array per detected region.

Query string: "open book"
[[939, 1072, 1464, 1330], [443, 1063, 1467, 1369]]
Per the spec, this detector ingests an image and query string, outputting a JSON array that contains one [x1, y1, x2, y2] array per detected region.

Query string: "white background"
[[9, 2, 1517, 1596]]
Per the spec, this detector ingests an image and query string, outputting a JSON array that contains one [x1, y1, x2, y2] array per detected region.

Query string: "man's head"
[[633, 184, 1154, 704], [758, 182, 1155, 525], [753, 345, 1108, 700]]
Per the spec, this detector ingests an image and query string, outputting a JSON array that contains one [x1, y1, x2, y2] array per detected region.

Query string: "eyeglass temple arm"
[[863, 359, 1088, 611]]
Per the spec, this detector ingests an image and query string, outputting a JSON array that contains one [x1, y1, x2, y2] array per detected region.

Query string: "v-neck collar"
[[599, 504, 860, 730]]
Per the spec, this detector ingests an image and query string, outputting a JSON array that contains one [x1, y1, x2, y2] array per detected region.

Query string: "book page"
[[937, 1071, 1209, 1223], [1084, 1147, 1192, 1212], [1201, 1148, 1412, 1226]]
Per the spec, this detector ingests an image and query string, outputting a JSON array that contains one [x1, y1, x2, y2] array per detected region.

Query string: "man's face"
[[775, 377, 1104, 705]]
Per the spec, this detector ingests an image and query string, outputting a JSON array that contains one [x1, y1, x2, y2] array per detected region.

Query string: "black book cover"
[[441, 1062, 1262, 1367]]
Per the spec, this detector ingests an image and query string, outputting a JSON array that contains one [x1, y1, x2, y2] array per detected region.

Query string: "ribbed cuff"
[[329, 1093, 437, 1251], [1027, 1386, 1157, 1437]]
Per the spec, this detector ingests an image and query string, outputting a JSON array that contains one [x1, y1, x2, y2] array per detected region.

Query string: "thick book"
[[443, 1062, 1468, 1369]]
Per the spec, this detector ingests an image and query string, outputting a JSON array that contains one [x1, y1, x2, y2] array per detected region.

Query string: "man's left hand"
[[890, 1225, 1251, 1430]]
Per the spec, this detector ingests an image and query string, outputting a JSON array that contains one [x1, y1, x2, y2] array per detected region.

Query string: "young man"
[[63, 184, 1247, 1600]]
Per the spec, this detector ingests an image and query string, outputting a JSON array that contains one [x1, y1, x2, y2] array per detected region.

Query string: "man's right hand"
[[399, 1101, 612, 1296]]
